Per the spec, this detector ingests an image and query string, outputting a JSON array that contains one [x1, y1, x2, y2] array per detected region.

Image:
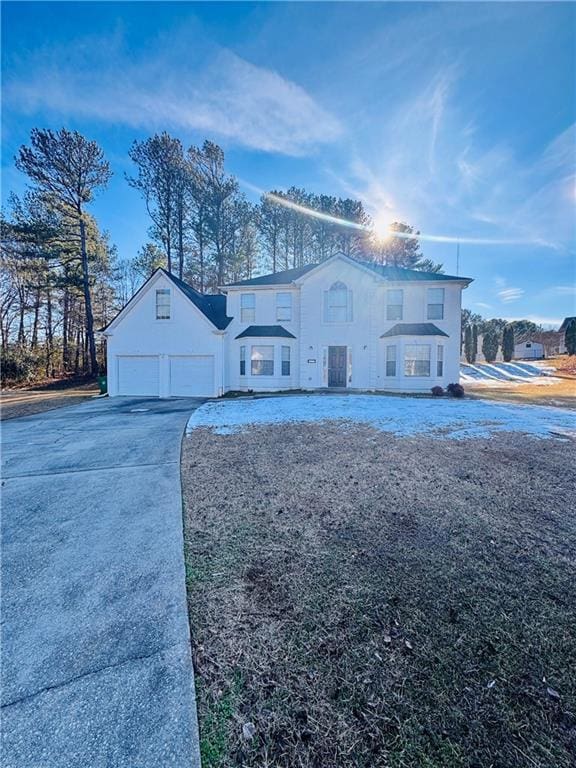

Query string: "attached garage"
[[169, 356, 215, 397], [117, 356, 160, 396]]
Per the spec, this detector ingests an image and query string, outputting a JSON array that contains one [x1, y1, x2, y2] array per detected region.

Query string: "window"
[[276, 292, 292, 321], [427, 288, 445, 320], [281, 346, 291, 376], [240, 293, 255, 322], [437, 345, 444, 377], [240, 346, 246, 376], [156, 289, 171, 320], [386, 345, 397, 377], [404, 345, 431, 376], [386, 289, 403, 321], [324, 281, 352, 323], [251, 345, 274, 376]]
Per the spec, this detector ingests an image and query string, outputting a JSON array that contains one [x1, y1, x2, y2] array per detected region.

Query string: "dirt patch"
[[0, 381, 99, 420], [182, 423, 576, 768]]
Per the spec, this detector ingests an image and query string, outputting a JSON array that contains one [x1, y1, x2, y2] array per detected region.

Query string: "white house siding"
[[106, 272, 223, 398], [514, 341, 544, 360], [225, 286, 300, 392]]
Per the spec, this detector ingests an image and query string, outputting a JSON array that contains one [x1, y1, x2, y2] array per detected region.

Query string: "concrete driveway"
[[1, 397, 203, 768]]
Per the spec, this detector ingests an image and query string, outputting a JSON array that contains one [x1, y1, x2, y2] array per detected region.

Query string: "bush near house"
[[447, 382, 465, 398], [431, 385, 444, 396]]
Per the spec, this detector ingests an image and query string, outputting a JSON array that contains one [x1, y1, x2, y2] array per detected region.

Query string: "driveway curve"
[[1, 397, 203, 768]]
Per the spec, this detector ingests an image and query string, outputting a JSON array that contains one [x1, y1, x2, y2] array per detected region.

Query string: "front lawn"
[[182, 396, 575, 767]]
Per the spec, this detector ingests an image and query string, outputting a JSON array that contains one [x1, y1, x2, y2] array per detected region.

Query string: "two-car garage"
[[116, 355, 216, 398]]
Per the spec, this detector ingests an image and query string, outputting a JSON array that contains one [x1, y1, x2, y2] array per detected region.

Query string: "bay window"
[[281, 346, 291, 376], [437, 345, 444, 377], [251, 346, 274, 376], [404, 345, 431, 377]]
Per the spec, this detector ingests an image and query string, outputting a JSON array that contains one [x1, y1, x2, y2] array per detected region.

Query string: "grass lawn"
[[182, 401, 575, 767]]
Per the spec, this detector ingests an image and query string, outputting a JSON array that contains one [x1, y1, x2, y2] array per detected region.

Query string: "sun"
[[372, 214, 394, 242]]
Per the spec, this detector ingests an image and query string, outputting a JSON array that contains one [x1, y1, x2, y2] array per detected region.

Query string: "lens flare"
[[239, 178, 535, 247]]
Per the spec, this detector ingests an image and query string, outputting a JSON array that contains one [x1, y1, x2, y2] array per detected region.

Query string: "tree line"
[[1, 127, 442, 384]]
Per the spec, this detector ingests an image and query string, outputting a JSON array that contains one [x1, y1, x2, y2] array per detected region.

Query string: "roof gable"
[[103, 269, 231, 332]]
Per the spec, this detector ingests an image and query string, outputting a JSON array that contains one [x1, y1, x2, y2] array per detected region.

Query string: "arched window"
[[324, 281, 353, 323]]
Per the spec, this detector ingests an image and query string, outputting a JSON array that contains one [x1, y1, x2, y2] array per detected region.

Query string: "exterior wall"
[[107, 258, 469, 398], [225, 285, 301, 391], [106, 272, 223, 397], [514, 341, 544, 360]]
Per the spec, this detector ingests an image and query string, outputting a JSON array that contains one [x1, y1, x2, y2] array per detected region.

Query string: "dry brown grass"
[[182, 422, 576, 768], [0, 381, 99, 420], [466, 378, 575, 410]]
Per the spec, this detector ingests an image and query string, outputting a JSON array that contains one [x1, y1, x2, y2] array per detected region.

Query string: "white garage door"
[[117, 356, 160, 396], [169, 356, 214, 397]]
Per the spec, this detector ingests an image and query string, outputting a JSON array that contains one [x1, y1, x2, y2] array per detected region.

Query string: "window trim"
[[427, 288, 445, 321], [281, 345, 291, 376], [276, 292, 292, 322], [240, 293, 256, 323], [386, 289, 403, 321], [385, 344, 397, 377], [404, 344, 431, 377], [251, 345, 274, 376], [437, 345, 444, 377], [155, 288, 171, 320], [324, 281, 353, 323]]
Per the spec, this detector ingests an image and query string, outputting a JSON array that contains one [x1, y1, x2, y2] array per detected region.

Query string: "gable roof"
[[224, 256, 471, 287], [164, 271, 231, 330], [102, 268, 231, 332], [381, 323, 449, 338], [235, 325, 296, 339]]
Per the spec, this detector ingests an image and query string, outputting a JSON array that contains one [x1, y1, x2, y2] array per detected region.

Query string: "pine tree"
[[472, 324, 478, 363], [565, 319, 576, 355], [464, 325, 473, 363], [502, 325, 515, 362], [482, 329, 499, 363]]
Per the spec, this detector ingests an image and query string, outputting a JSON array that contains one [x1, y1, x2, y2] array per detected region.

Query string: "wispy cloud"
[[497, 287, 524, 303], [4, 27, 342, 156]]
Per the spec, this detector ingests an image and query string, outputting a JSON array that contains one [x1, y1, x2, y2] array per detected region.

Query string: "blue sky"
[[2, 1, 575, 326]]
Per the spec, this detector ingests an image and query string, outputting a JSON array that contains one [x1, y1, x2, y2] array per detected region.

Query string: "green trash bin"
[[97, 375, 107, 395]]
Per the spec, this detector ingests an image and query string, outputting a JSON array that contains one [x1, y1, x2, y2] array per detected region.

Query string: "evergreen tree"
[[502, 325, 515, 362], [472, 324, 478, 363], [464, 325, 473, 363], [565, 319, 576, 355], [482, 328, 499, 363]]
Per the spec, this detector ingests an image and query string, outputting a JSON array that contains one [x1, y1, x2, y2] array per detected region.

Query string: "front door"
[[328, 346, 347, 387]]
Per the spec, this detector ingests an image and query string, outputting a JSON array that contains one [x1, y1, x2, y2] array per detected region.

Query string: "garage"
[[117, 356, 160, 396], [169, 355, 215, 397]]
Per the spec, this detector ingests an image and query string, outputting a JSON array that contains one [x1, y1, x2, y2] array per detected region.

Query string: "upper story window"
[[324, 281, 352, 323], [276, 292, 292, 321], [240, 293, 255, 322], [156, 289, 171, 320], [427, 288, 445, 320], [386, 289, 403, 321]]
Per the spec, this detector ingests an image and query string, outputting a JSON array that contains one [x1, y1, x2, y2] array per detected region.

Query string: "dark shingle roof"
[[559, 317, 576, 332], [235, 325, 296, 339], [381, 323, 449, 338], [225, 264, 317, 287], [224, 258, 472, 287], [164, 270, 232, 330]]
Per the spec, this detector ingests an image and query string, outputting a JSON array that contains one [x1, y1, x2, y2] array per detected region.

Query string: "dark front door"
[[328, 346, 347, 387]]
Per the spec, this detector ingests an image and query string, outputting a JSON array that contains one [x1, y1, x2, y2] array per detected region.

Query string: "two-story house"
[[103, 253, 472, 397]]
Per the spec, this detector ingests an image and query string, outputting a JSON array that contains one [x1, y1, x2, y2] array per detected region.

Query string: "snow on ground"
[[187, 394, 575, 440]]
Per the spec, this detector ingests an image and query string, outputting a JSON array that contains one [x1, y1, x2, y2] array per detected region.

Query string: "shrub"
[[431, 386, 445, 397], [447, 382, 465, 398]]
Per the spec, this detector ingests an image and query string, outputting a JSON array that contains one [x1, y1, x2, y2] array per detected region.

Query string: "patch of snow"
[[186, 394, 575, 440]]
